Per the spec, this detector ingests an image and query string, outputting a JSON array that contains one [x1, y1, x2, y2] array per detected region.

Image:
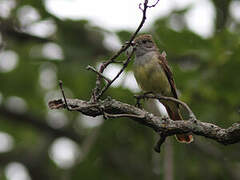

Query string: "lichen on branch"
[[48, 0, 240, 152], [48, 98, 240, 146]]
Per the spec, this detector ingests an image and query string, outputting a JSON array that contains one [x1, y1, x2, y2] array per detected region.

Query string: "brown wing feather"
[[158, 51, 178, 99], [158, 51, 194, 143]]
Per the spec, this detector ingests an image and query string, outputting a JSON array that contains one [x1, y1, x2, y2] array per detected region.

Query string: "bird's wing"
[[158, 51, 178, 99]]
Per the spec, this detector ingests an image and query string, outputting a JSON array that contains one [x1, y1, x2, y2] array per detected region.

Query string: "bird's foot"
[[134, 92, 153, 108]]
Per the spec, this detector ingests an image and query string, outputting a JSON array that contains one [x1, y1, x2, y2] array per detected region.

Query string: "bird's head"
[[132, 34, 158, 57]]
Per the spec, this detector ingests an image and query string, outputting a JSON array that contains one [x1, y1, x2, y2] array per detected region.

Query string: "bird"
[[132, 34, 193, 143]]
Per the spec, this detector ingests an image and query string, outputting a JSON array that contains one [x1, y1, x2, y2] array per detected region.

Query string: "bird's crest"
[[134, 34, 153, 43]]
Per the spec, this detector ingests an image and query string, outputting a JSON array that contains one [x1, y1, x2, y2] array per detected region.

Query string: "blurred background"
[[0, 0, 240, 179]]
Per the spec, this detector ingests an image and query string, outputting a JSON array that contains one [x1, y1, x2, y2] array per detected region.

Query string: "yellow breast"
[[133, 56, 172, 96]]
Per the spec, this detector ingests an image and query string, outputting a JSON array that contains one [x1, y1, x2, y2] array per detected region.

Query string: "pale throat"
[[135, 45, 157, 57], [133, 49, 172, 96], [134, 50, 158, 66]]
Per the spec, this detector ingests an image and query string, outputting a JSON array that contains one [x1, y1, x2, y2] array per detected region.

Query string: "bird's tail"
[[165, 105, 193, 143]]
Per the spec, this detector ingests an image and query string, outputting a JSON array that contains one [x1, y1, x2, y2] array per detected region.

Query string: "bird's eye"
[[142, 40, 147, 44]]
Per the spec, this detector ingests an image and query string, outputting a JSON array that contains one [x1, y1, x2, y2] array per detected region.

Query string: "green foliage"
[[0, 0, 239, 179]]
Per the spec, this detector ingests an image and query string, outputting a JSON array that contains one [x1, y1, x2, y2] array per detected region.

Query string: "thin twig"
[[96, 49, 135, 99], [134, 91, 153, 108], [148, 0, 161, 8], [154, 134, 166, 153], [86, 65, 111, 83], [112, 60, 124, 64], [58, 80, 71, 111], [139, 3, 144, 11], [135, 94, 197, 120], [91, 0, 161, 101], [157, 96, 196, 120]]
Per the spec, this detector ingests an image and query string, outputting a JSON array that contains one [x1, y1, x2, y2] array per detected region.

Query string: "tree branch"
[[47, 0, 240, 153], [135, 93, 196, 119], [96, 49, 135, 99], [48, 98, 240, 145], [90, 0, 161, 101]]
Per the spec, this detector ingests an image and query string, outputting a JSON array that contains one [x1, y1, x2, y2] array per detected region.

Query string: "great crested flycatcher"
[[133, 34, 193, 143]]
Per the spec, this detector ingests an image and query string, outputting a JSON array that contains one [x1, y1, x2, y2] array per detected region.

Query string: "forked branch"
[[48, 0, 240, 153], [89, 0, 161, 101], [48, 98, 240, 146]]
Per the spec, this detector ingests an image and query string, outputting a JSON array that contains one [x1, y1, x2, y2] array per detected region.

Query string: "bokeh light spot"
[[49, 137, 80, 169], [0, 0, 16, 18], [0, 132, 14, 153], [17, 5, 40, 26], [78, 114, 103, 129], [42, 43, 64, 60], [5, 96, 27, 113], [0, 50, 19, 73], [5, 162, 31, 180]]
